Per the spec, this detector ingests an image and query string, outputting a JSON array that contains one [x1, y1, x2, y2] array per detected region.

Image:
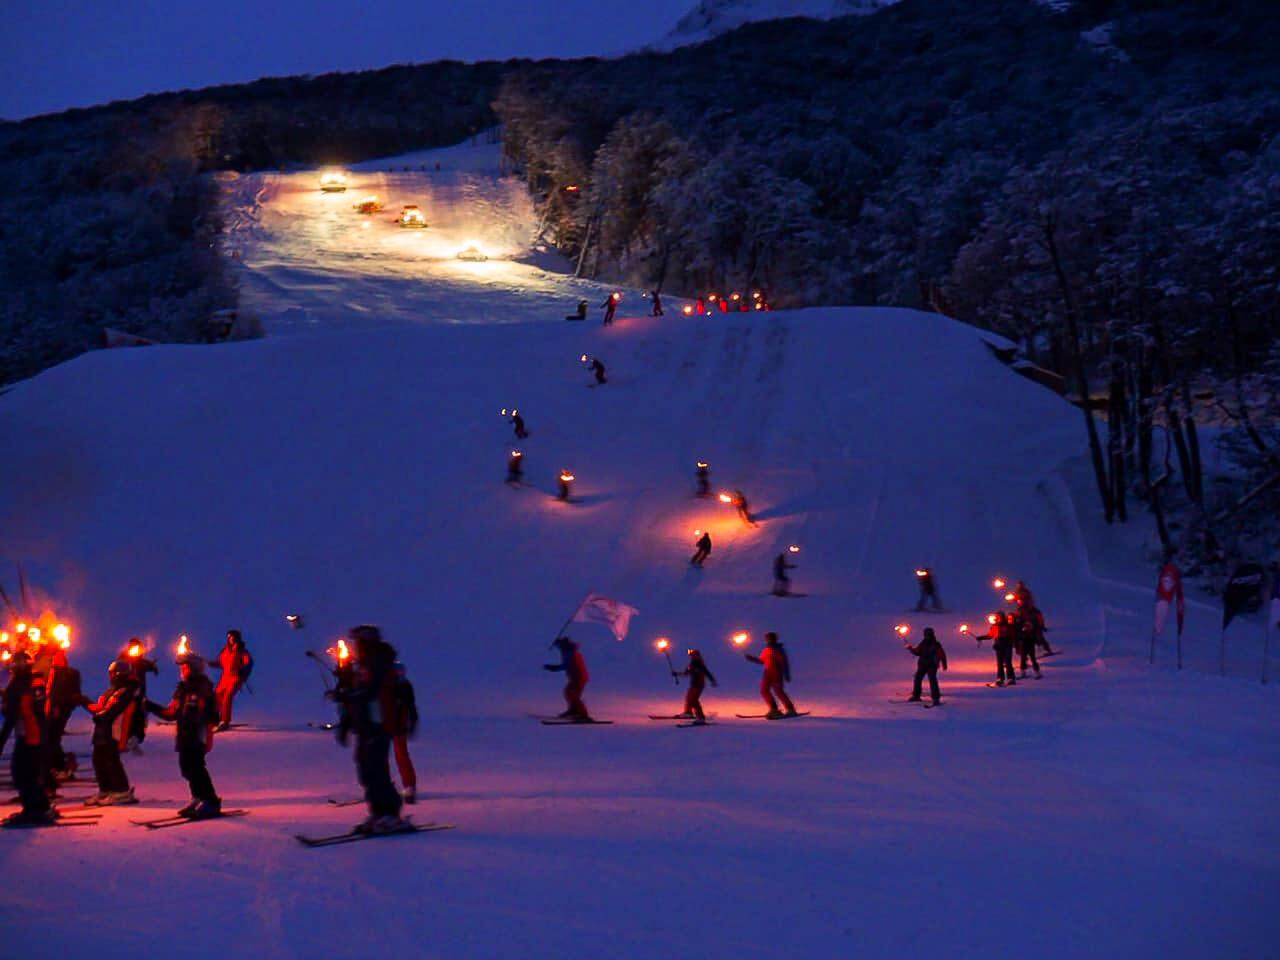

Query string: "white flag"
[[572, 593, 639, 642]]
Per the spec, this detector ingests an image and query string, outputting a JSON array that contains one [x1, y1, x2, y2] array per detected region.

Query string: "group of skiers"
[[0, 628, 253, 827], [545, 630, 800, 724]]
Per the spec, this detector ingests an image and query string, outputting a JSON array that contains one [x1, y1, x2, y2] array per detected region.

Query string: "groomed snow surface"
[[3, 143, 1277, 960]]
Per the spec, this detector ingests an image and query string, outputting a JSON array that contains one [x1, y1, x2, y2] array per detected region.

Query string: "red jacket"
[[217, 645, 251, 685]]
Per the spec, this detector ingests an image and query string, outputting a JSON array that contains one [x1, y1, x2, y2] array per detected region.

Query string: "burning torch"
[[656, 637, 679, 684], [730, 631, 751, 650], [557, 469, 575, 501], [52, 623, 70, 650], [895, 623, 911, 647]]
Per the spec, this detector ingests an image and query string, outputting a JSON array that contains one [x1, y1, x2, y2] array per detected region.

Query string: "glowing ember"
[[731, 631, 750, 647], [0, 631, 8, 644]]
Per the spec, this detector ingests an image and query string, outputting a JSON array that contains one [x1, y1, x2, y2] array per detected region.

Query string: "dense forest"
[[1, 0, 1276, 572], [493, 0, 1280, 574]]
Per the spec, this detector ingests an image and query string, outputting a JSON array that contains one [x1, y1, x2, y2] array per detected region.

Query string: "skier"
[[43, 643, 84, 783], [510, 411, 529, 439], [390, 661, 419, 805], [119, 639, 157, 747], [83, 658, 138, 804], [507, 449, 524, 484], [214, 629, 253, 731], [1, 651, 53, 826], [557, 468, 574, 501], [771, 551, 796, 597], [565, 299, 588, 322], [905, 626, 947, 705], [744, 631, 796, 718], [601, 292, 619, 326], [650, 289, 664, 317], [1025, 605, 1054, 655], [976, 612, 1017, 686], [329, 625, 409, 833], [673, 648, 717, 723], [145, 649, 221, 819], [1014, 609, 1042, 679], [690, 531, 712, 567], [543, 635, 590, 721], [1012, 580, 1034, 610], [589, 357, 607, 385], [1153, 555, 1184, 651], [914, 567, 943, 611], [695, 461, 710, 497]]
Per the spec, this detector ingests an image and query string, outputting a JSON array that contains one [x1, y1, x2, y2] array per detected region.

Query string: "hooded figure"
[[906, 627, 947, 705]]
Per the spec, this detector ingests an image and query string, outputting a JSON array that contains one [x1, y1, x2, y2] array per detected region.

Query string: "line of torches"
[[894, 576, 1022, 643]]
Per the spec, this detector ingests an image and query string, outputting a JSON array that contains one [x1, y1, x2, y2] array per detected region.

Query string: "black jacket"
[[147, 673, 218, 751]]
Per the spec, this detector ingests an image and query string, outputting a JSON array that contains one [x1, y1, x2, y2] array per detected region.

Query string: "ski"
[[308, 721, 338, 731], [984, 682, 1018, 688], [676, 720, 714, 728], [130, 809, 250, 830], [2, 816, 99, 829], [734, 711, 811, 719], [540, 718, 613, 725], [327, 798, 364, 808], [648, 714, 696, 720], [295, 822, 456, 848]]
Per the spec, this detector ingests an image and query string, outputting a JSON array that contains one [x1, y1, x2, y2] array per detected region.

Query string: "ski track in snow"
[[1, 140, 1276, 960]]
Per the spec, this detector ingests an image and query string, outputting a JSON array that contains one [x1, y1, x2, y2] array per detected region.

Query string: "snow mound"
[[655, 0, 896, 49]]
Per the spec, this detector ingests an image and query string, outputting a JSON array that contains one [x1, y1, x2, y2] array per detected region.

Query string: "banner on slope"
[[572, 594, 639, 642], [1222, 563, 1266, 629]]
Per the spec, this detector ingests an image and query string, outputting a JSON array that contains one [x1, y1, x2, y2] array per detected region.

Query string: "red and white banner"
[[572, 594, 639, 642], [1154, 562, 1184, 636]]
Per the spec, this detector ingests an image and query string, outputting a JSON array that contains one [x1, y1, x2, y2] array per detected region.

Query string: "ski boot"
[[177, 801, 200, 818], [191, 798, 222, 819], [402, 787, 416, 805]]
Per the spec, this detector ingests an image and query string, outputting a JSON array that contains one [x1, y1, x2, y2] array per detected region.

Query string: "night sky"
[[0, 0, 694, 120]]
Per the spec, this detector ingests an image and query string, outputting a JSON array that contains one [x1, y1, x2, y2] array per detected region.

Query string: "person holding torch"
[[145, 643, 222, 819], [744, 631, 797, 718], [675, 647, 718, 723], [905, 626, 947, 705]]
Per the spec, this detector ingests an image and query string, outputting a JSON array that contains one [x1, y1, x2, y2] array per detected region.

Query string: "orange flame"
[[959, 624, 970, 634], [27, 627, 41, 643], [0, 631, 8, 644], [731, 631, 750, 647], [915, 568, 928, 578], [559, 471, 575, 483], [788, 545, 800, 554], [718, 493, 733, 504], [336, 638, 350, 662], [682, 305, 693, 315], [1004, 592, 1016, 604], [177, 635, 189, 656], [992, 578, 1006, 590], [0, 650, 10, 662], [580, 354, 589, 363], [656, 637, 670, 651], [15, 622, 27, 635], [895, 624, 910, 637], [128, 643, 143, 658], [987, 614, 998, 625], [53, 623, 70, 649], [511, 450, 522, 458], [696, 461, 708, 469]]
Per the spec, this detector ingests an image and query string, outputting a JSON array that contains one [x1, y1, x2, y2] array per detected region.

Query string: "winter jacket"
[[87, 684, 136, 749], [3, 673, 44, 747], [334, 644, 399, 739], [908, 635, 948, 671], [748, 644, 790, 683], [680, 656, 717, 690], [147, 673, 218, 751], [546, 644, 588, 686]]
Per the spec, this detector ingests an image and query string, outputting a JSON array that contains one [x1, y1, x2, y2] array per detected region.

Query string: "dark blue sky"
[[0, 0, 693, 120]]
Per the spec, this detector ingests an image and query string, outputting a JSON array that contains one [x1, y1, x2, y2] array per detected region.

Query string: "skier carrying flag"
[[744, 631, 797, 718], [328, 625, 410, 834], [905, 626, 947, 705], [145, 649, 221, 819], [544, 636, 591, 721], [673, 648, 717, 723]]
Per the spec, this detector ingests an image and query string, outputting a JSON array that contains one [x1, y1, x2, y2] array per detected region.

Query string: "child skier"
[[744, 632, 797, 718], [214, 629, 253, 730], [977, 612, 1017, 686], [84, 658, 139, 805], [905, 626, 947, 705], [543, 636, 590, 721], [145, 650, 221, 818], [673, 648, 717, 723], [915, 567, 943, 611], [690, 531, 712, 567]]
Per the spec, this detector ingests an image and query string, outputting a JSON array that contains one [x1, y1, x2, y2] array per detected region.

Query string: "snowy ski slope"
[[1, 142, 1276, 960]]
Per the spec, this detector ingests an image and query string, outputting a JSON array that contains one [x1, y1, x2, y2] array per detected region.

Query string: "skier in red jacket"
[[214, 630, 253, 730], [674, 648, 717, 723], [744, 632, 796, 718], [544, 636, 590, 721]]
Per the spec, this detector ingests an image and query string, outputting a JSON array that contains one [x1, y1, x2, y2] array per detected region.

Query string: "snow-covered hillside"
[[656, 0, 896, 49], [2, 142, 1277, 960]]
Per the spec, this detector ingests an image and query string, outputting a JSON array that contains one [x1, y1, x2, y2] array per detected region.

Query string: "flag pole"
[[550, 599, 584, 649]]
